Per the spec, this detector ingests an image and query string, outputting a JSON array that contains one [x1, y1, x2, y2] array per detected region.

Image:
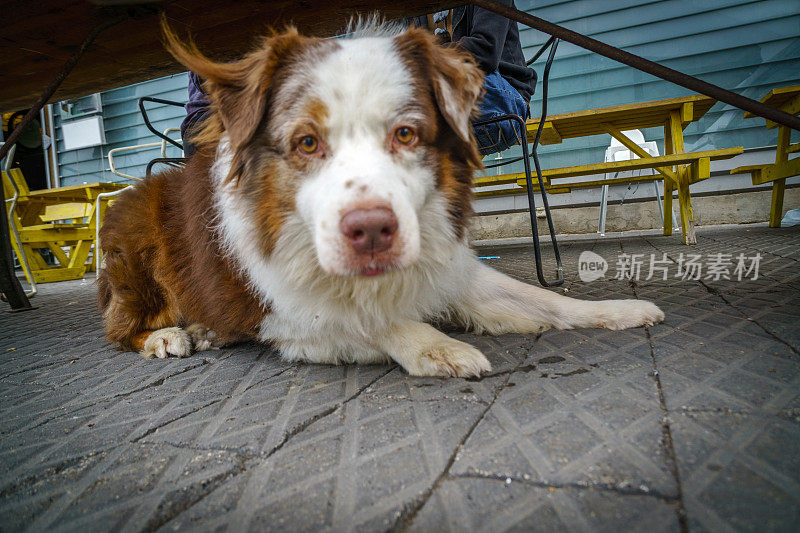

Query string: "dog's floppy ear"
[[395, 28, 484, 144], [429, 43, 485, 144], [161, 19, 304, 154]]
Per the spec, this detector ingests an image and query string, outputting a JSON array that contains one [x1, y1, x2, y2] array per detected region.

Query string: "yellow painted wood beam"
[[47, 243, 70, 266], [766, 93, 800, 129], [752, 157, 800, 185], [678, 166, 697, 244], [474, 173, 546, 187], [18, 228, 94, 243], [680, 102, 694, 127], [669, 109, 697, 244], [538, 122, 563, 145], [32, 267, 86, 284], [770, 180, 786, 227], [688, 157, 711, 185], [769, 126, 791, 227], [515, 172, 677, 190], [602, 122, 677, 184], [473, 186, 571, 198], [516, 147, 739, 181], [663, 118, 675, 236]]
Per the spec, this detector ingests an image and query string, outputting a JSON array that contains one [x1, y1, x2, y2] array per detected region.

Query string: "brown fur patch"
[[393, 29, 484, 162], [436, 154, 474, 239], [392, 28, 483, 239], [249, 157, 298, 256], [304, 98, 329, 130], [98, 154, 267, 351], [159, 20, 336, 258]]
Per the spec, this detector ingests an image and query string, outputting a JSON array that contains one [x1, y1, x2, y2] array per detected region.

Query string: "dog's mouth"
[[346, 258, 398, 277], [358, 264, 390, 277]]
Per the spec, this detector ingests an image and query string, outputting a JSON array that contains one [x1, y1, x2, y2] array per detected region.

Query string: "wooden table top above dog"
[[0, 0, 463, 113]]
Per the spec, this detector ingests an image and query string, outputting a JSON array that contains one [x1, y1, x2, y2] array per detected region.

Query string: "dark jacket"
[[415, 1, 536, 102]]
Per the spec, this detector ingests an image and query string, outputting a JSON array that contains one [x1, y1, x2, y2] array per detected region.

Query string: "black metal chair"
[[472, 37, 564, 287], [138, 97, 188, 177]]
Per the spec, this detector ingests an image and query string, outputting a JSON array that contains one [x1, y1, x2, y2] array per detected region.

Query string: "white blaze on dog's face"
[[167, 25, 484, 277], [282, 36, 426, 276]]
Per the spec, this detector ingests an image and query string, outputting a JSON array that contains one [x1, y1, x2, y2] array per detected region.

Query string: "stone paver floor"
[[1, 224, 799, 531]]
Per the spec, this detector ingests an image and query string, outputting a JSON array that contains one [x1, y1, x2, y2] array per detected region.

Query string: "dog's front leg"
[[453, 262, 664, 335], [377, 320, 491, 378]]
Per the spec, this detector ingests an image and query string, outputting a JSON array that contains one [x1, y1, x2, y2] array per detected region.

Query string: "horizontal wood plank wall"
[[510, 0, 800, 173]]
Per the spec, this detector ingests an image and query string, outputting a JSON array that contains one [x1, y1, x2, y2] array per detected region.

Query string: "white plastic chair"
[[598, 129, 678, 235]]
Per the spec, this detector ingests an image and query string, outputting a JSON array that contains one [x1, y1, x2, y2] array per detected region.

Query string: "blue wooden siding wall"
[[54, 73, 188, 187], [54, 0, 799, 186], [518, 0, 800, 171]]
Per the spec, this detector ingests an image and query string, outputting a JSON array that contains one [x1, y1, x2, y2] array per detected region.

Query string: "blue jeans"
[[473, 71, 530, 156]]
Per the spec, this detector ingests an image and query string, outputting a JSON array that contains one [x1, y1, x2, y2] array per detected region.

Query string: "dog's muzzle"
[[339, 203, 399, 276]]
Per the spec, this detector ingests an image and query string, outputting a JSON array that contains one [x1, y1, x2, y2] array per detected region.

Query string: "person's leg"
[[180, 110, 208, 158], [472, 71, 530, 156]]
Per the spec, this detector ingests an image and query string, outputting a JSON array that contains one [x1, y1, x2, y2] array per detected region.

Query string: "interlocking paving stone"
[[0, 224, 798, 531]]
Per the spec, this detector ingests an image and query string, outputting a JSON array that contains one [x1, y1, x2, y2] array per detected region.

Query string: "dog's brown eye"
[[298, 135, 318, 154], [395, 127, 415, 145]]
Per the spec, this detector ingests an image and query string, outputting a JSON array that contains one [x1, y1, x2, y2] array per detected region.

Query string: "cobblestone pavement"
[[1, 225, 798, 532]]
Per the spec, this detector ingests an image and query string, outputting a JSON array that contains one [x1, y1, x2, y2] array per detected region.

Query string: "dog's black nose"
[[340, 207, 398, 255]]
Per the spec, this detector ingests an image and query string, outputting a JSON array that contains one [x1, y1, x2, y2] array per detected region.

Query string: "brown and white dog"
[[97, 22, 664, 377]]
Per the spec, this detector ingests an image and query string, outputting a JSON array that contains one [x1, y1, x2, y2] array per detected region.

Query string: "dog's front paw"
[[141, 327, 192, 359], [598, 299, 665, 330], [404, 338, 491, 378], [185, 323, 220, 352]]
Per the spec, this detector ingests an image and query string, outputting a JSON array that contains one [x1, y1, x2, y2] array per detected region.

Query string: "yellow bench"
[[474, 96, 748, 244], [475, 148, 743, 229], [730, 85, 800, 227], [2, 168, 127, 284]]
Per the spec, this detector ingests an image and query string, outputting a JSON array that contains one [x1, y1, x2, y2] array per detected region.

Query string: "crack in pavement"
[[4, 359, 222, 441], [0, 447, 119, 500], [698, 279, 800, 359], [389, 342, 535, 532], [150, 365, 398, 531], [130, 397, 228, 443], [260, 365, 397, 460], [641, 314, 690, 532], [621, 240, 689, 532], [452, 471, 680, 502], [643, 237, 800, 358], [108, 359, 212, 401], [241, 365, 297, 393], [132, 439, 255, 460], [141, 460, 247, 533]]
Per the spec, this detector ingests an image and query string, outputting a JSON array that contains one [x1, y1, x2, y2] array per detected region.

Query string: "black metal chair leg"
[[473, 113, 564, 287]]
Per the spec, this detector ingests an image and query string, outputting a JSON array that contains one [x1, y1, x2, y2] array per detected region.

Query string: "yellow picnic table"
[[732, 85, 800, 227], [2, 169, 127, 284], [521, 94, 743, 244]]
